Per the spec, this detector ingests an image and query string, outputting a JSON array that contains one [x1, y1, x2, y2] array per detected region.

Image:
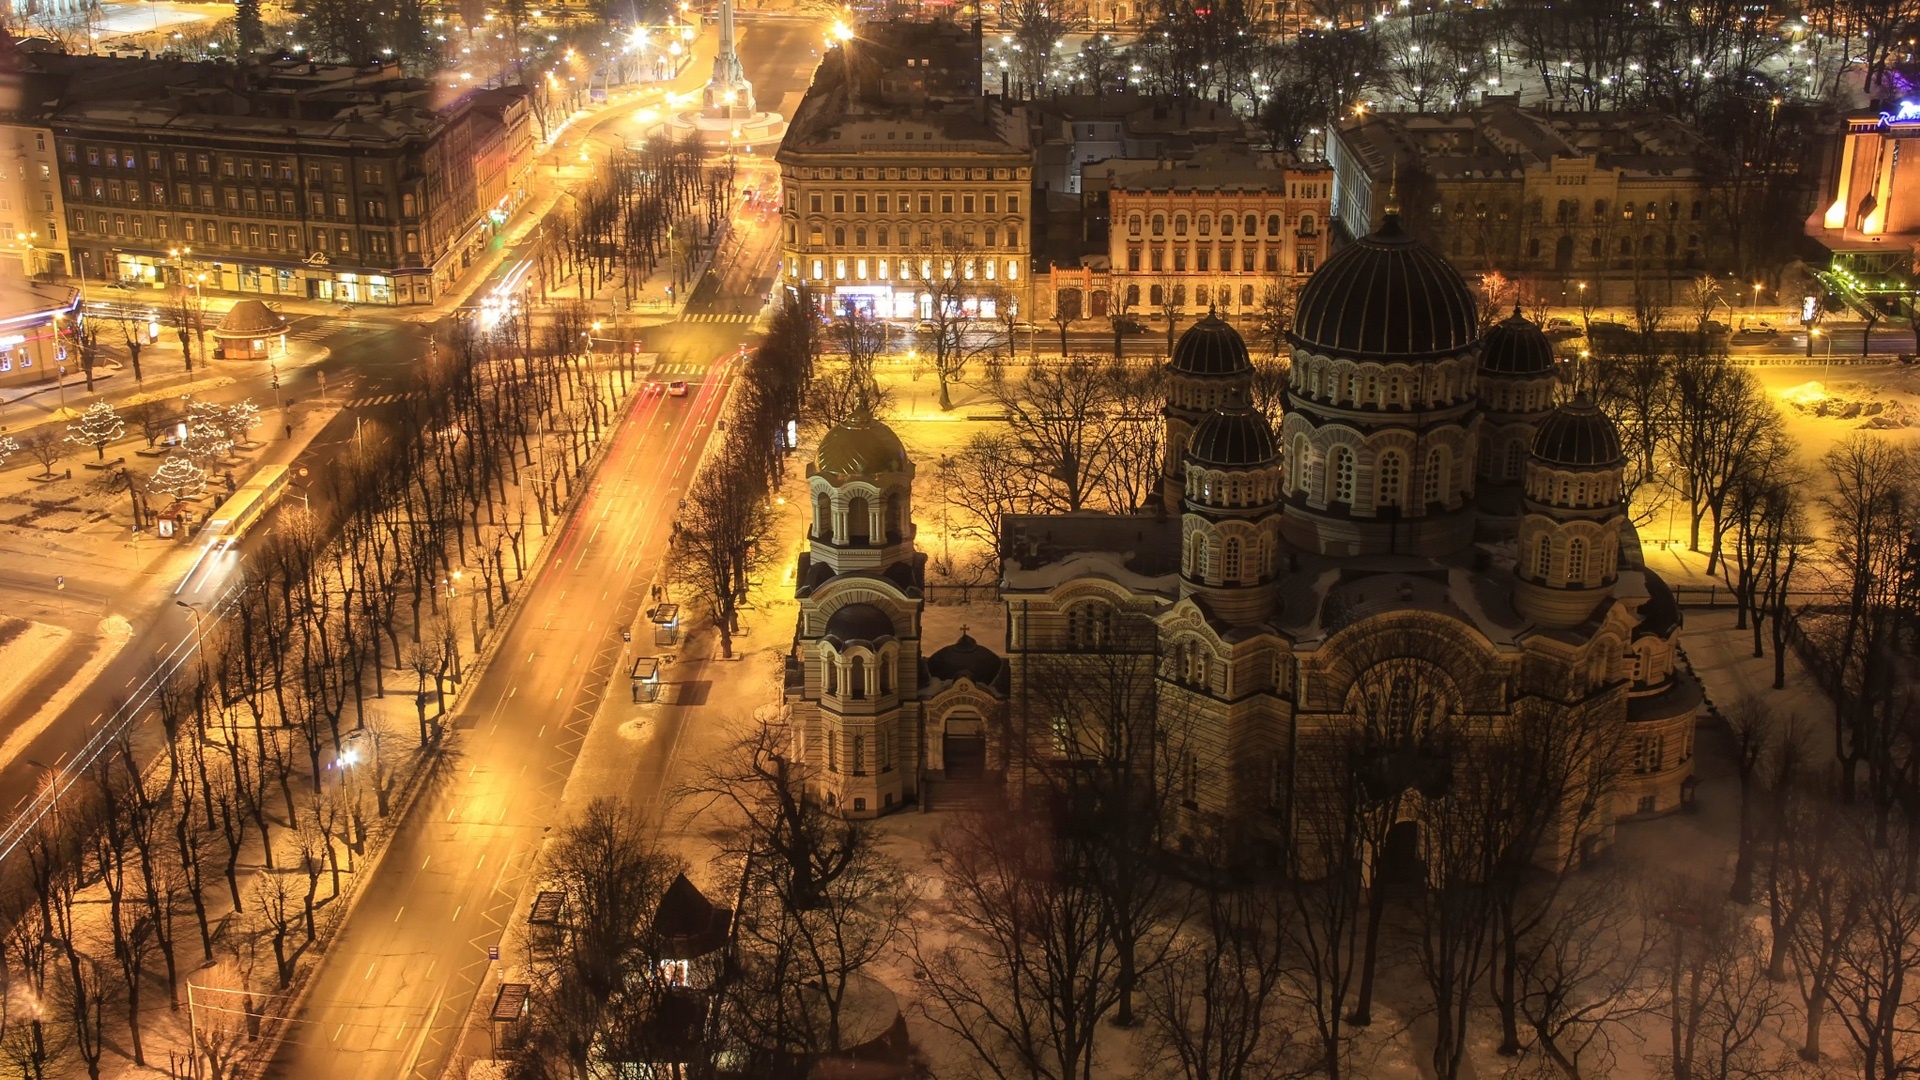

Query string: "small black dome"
[[823, 602, 895, 644], [1289, 216, 1479, 360], [1169, 312, 1253, 377], [927, 632, 1003, 685], [1531, 396, 1622, 467], [1480, 309, 1555, 376], [1187, 404, 1277, 468]]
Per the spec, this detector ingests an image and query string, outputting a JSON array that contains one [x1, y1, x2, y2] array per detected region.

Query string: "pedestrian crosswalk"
[[644, 362, 705, 377], [680, 312, 760, 324], [344, 393, 412, 408], [286, 317, 390, 340]]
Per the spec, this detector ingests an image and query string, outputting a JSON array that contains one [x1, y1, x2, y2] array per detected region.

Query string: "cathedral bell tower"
[[1179, 387, 1284, 626], [1513, 395, 1627, 628], [1163, 311, 1255, 513]]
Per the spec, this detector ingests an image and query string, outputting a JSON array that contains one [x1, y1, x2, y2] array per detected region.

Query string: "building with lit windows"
[[0, 119, 70, 279], [1331, 101, 1730, 304], [776, 20, 1033, 320], [0, 275, 81, 390], [1079, 150, 1331, 326], [9, 53, 531, 306], [785, 211, 1698, 867]]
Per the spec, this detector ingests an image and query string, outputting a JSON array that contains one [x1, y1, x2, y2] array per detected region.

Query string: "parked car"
[[1543, 317, 1582, 340], [1112, 316, 1148, 335], [668, 380, 690, 397], [914, 320, 937, 335]]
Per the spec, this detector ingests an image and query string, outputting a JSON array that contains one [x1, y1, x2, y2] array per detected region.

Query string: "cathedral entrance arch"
[[1377, 820, 1426, 893], [943, 715, 987, 780]]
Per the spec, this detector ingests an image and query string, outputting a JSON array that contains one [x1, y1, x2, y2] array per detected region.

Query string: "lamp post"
[[24, 757, 60, 837]]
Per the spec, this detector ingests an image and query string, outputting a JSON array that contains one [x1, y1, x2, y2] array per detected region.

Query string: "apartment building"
[[12, 54, 532, 306], [776, 19, 1033, 320], [1103, 151, 1332, 320], [0, 122, 68, 278], [1331, 100, 1730, 304]]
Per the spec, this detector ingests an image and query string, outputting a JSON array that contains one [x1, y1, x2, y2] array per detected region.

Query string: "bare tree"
[[910, 809, 1121, 1080], [672, 449, 772, 660], [1508, 869, 1659, 1077], [1140, 832, 1314, 1080], [1653, 875, 1796, 1080], [20, 429, 65, 479]]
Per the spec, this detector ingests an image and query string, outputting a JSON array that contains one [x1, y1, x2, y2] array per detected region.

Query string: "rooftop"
[[1336, 101, 1709, 183]]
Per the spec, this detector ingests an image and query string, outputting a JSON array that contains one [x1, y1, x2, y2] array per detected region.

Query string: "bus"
[[201, 464, 290, 551]]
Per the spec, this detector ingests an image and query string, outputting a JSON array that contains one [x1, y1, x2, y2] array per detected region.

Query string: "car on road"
[[668, 380, 690, 397], [1112, 316, 1148, 335], [1732, 324, 1779, 344], [914, 320, 937, 335], [1543, 317, 1582, 339]]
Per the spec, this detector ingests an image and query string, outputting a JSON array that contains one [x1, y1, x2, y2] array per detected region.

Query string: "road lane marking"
[[452, 905, 463, 922], [422, 855, 432, 870], [508, 686, 517, 699], [394, 906, 405, 922], [365, 961, 376, 980], [536, 725, 545, 739], [526, 652, 535, 663], [477, 853, 486, 869]]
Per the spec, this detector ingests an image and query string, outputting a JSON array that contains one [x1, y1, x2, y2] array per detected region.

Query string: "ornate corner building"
[[781, 214, 1697, 858]]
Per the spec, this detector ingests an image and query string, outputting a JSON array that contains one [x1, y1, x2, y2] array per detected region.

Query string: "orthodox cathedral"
[[778, 212, 1698, 858]]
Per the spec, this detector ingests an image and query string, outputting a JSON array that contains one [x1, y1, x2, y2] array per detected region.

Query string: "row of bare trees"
[[535, 135, 734, 309], [0, 306, 638, 1079]]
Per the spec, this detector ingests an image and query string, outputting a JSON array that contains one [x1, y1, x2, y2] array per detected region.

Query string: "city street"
[[262, 358, 736, 1079], [257, 16, 820, 1079]]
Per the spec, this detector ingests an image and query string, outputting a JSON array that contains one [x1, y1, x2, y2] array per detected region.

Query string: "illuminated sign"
[[1882, 101, 1920, 125], [0, 334, 24, 348]]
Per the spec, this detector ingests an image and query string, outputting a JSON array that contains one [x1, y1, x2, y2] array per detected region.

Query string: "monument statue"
[[701, 0, 755, 119]]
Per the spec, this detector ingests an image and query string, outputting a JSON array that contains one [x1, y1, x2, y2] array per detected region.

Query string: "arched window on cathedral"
[[1387, 373, 1402, 407], [852, 735, 866, 776], [1574, 479, 1589, 506], [826, 729, 838, 772], [1364, 373, 1379, 404], [1504, 441, 1523, 481], [1188, 531, 1206, 578], [885, 492, 904, 540], [825, 655, 838, 695], [1566, 537, 1587, 584], [847, 496, 870, 545], [1293, 436, 1311, 494], [1424, 448, 1447, 504], [879, 654, 893, 694], [1067, 602, 1114, 649], [1377, 452, 1403, 508], [816, 492, 832, 540], [1556, 478, 1572, 505], [1331, 449, 1356, 503], [1223, 537, 1242, 582], [1535, 533, 1553, 577], [849, 655, 867, 700]]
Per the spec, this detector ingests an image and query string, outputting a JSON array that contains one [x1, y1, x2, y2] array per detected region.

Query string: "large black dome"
[[1480, 309, 1555, 376], [823, 602, 895, 644], [1187, 405, 1277, 468], [1289, 215, 1479, 360], [1531, 396, 1622, 467], [1169, 312, 1253, 377]]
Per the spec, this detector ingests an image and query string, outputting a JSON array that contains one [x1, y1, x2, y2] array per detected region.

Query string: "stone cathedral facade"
[[780, 213, 1698, 858]]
